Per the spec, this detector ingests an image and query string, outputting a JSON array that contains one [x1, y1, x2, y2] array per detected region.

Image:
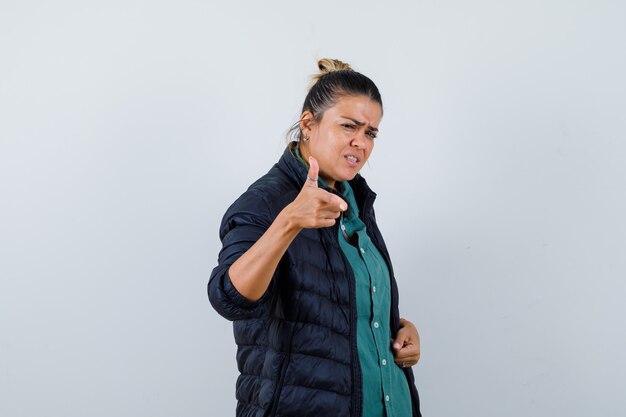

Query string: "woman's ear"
[[300, 111, 315, 133]]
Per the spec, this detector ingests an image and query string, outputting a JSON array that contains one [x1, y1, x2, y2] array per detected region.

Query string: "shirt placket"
[[356, 230, 395, 417]]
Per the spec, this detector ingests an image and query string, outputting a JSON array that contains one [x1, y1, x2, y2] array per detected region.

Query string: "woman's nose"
[[351, 131, 366, 147]]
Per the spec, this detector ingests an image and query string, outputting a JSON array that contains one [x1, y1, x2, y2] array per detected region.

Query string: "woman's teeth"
[[346, 155, 358, 163]]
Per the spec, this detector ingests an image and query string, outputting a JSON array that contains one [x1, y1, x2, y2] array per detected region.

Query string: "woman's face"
[[300, 95, 382, 189]]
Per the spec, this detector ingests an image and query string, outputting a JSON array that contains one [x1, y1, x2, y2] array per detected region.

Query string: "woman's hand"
[[228, 156, 346, 302], [391, 318, 421, 368], [283, 156, 347, 229]]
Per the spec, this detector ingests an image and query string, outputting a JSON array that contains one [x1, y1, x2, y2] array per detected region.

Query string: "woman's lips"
[[345, 154, 360, 167]]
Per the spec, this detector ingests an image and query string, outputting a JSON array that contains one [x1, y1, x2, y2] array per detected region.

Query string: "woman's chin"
[[343, 168, 362, 181], [326, 168, 360, 185]]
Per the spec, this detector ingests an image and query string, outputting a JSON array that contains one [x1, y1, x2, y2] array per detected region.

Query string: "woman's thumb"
[[305, 156, 319, 188]]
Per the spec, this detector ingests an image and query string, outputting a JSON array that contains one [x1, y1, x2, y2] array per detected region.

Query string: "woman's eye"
[[367, 131, 378, 139]]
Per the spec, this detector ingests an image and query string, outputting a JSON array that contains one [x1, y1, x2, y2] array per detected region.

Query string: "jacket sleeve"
[[208, 190, 276, 321]]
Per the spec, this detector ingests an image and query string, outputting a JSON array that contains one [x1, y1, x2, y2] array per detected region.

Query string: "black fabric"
[[208, 144, 422, 417]]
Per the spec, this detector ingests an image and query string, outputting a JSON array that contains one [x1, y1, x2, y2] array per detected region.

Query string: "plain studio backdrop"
[[1, 1, 625, 416]]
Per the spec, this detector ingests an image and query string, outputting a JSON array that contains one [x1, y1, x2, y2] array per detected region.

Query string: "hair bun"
[[309, 58, 353, 87], [318, 58, 352, 73]]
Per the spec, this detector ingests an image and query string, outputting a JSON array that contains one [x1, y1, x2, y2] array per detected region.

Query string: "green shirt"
[[293, 146, 412, 417]]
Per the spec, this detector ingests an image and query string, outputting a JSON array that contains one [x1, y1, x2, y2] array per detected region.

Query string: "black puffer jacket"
[[208, 145, 421, 417]]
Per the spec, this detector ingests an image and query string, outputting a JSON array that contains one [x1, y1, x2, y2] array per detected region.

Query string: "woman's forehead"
[[329, 96, 382, 126]]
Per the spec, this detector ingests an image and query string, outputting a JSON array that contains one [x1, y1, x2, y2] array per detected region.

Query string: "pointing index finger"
[[335, 196, 347, 212], [322, 193, 347, 211]]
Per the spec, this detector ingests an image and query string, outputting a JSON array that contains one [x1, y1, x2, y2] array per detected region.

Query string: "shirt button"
[[341, 224, 346, 231], [372, 286, 376, 293], [373, 322, 379, 329], [385, 395, 390, 402], [382, 359, 387, 366], [360, 247, 365, 254]]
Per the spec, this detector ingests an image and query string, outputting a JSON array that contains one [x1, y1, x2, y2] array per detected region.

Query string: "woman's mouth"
[[345, 155, 360, 166]]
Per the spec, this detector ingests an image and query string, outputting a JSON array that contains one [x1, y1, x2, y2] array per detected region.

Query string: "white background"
[[1, 1, 625, 416]]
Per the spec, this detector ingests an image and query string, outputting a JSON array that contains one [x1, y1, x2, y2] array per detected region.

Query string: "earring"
[[302, 135, 310, 142]]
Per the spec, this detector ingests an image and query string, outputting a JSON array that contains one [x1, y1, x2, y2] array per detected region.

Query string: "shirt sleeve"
[[207, 189, 276, 321]]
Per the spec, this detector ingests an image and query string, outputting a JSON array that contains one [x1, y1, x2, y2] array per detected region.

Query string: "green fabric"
[[337, 182, 412, 417], [293, 145, 412, 417]]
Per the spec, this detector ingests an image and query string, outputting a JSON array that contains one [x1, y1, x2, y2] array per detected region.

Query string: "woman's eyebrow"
[[340, 116, 379, 132]]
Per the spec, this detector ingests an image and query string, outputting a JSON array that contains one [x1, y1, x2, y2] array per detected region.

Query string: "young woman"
[[209, 58, 422, 417]]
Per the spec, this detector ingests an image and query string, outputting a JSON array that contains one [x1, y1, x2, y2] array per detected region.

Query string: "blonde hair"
[[308, 58, 354, 89]]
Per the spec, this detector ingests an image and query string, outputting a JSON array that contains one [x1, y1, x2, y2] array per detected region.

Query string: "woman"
[[208, 58, 422, 417]]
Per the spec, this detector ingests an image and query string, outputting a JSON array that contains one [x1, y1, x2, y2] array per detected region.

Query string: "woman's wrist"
[[277, 204, 304, 236]]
